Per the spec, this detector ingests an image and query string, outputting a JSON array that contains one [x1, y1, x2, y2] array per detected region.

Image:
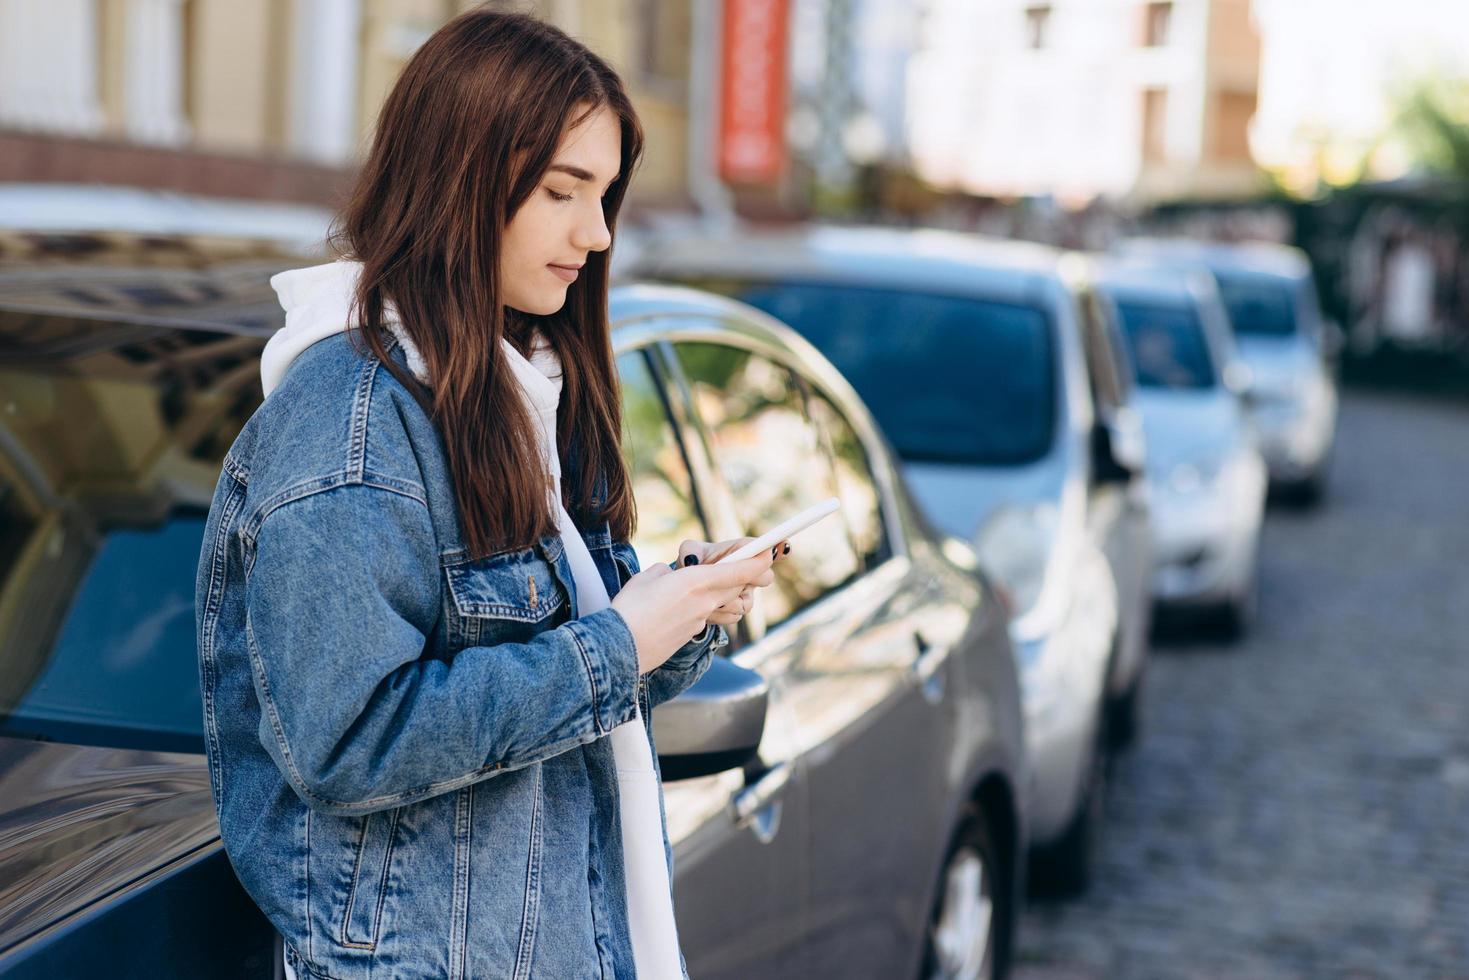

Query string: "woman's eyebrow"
[[547, 163, 619, 185]]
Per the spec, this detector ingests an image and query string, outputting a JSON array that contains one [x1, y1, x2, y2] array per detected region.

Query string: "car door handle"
[[912, 631, 949, 704], [732, 762, 791, 844]]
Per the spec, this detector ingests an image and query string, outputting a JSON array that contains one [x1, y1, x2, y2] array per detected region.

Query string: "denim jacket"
[[195, 330, 725, 979]]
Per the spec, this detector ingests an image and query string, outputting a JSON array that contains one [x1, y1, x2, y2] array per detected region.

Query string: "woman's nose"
[[574, 204, 612, 253]]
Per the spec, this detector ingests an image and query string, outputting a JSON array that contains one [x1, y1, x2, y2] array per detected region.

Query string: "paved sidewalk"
[[1013, 392, 1469, 980]]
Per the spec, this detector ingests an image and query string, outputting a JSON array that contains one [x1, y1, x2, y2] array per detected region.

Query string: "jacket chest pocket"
[[443, 543, 570, 649], [607, 540, 640, 593]]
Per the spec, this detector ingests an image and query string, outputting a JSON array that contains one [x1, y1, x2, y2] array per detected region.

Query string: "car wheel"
[[1217, 565, 1259, 641], [1296, 464, 1328, 505], [1274, 468, 1325, 507], [923, 811, 1007, 980], [1106, 667, 1143, 750], [1030, 708, 1108, 898]]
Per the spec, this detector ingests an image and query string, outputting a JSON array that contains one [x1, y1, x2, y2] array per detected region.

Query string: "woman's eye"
[[547, 188, 574, 202]]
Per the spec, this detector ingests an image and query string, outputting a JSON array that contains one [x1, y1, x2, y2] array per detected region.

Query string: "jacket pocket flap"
[[444, 548, 566, 622]]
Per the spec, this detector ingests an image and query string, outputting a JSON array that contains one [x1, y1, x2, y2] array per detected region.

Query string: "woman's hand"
[[611, 550, 775, 674], [675, 537, 789, 628]]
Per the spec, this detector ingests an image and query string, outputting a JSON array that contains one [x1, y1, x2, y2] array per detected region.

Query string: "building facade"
[[0, 0, 702, 212], [908, 0, 1262, 205]]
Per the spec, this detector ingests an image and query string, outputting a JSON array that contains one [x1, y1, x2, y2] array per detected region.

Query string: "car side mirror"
[[654, 654, 769, 780], [1223, 361, 1257, 405], [1092, 406, 1145, 484]]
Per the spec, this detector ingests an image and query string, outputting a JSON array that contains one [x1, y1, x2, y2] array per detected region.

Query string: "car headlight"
[[974, 501, 1058, 626], [1163, 456, 1225, 495]]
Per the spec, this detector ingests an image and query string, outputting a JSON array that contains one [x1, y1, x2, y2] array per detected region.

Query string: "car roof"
[[0, 236, 823, 379], [606, 281, 774, 328], [1114, 237, 1311, 282], [1088, 258, 1216, 307], [634, 223, 1068, 305], [0, 183, 334, 252], [0, 240, 909, 557]]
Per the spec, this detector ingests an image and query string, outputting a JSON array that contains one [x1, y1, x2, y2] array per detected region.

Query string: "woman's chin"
[[508, 291, 570, 316]]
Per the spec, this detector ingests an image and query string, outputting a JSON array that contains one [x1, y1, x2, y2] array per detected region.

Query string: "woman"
[[195, 10, 780, 979]]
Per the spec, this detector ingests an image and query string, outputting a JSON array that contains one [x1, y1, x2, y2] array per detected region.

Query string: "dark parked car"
[[0, 238, 1027, 979]]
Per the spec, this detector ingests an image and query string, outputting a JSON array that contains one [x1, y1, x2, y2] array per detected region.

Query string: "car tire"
[[922, 808, 1010, 980], [1275, 468, 1325, 507], [1106, 667, 1143, 750], [1029, 708, 1108, 898], [1217, 565, 1259, 641], [1295, 464, 1328, 505]]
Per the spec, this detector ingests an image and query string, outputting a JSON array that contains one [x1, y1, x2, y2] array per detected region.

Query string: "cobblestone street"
[[1013, 391, 1469, 980]]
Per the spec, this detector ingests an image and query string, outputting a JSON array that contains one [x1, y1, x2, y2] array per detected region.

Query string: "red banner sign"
[[718, 0, 790, 184]]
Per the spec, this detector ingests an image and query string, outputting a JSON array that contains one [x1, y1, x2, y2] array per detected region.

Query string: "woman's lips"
[[547, 263, 581, 283]]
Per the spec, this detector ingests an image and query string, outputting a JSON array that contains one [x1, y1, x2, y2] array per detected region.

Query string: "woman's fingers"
[[675, 548, 780, 629], [701, 537, 751, 564], [682, 536, 793, 568], [682, 553, 772, 591], [676, 539, 711, 566]]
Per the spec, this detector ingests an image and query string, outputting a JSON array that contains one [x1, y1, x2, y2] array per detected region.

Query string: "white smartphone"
[[714, 497, 841, 565]]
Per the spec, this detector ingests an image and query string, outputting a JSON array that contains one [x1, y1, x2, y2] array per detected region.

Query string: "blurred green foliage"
[[1393, 74, 1469, 180]]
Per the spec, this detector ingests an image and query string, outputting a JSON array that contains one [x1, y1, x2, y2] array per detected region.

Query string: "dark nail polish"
[[683, 554, 699, 566], [782, 542, 791, 555], [771, 545, 779, 559]]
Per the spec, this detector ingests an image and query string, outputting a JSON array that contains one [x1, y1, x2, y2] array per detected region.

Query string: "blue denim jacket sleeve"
[[244, 483, 641, 815], [645, 627, 719, 711]]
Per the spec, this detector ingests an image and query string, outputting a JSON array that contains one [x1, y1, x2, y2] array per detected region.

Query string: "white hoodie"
[[262, 259, 427, 397], [263, 260, 686, 980]]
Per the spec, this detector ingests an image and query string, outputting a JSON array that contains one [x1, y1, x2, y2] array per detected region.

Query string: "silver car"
[[0, 243, 1027, 980], [634, 226, 1154, 895], [1089, 261, 1268, 637], [617, 285, 1026, 979], [1118, 239, 1340, 501]]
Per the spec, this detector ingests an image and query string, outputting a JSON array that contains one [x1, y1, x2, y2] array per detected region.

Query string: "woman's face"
[[500, 104, 621, 316]]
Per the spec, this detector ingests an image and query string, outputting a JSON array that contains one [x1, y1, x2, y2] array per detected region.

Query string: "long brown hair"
[[332, 8, 643, 558]]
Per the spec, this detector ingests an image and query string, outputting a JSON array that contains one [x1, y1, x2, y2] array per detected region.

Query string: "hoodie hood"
[[262, 259, 426, 397]]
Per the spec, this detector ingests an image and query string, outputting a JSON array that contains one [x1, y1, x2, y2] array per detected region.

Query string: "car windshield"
[[1, 327, 262, 753], [0, 512, 210, 753], [699, 280, 1056, 466], [1213, 271, 1298, 337], [1112, 300, 1218, 390]]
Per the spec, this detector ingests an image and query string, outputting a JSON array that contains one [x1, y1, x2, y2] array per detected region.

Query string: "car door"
[[1077, 288, 1151, 691], [668, 337, 960, 978], [615, 344, 811, 980]]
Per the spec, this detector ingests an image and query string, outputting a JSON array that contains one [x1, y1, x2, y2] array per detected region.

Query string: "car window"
[[673, 342, 860, 627], [1078, 290, 1126, 412], [1213, 271, 1298, 337], [804, 384, 890, 570], [0, 338, 259, 752], [685, 279, 1057, 466], [0, 504, 207, 751], [1111, 299, 1219, 390], [617, 349, 706, 572]]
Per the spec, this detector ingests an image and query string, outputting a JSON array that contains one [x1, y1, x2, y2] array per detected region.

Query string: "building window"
[[638, 0, 690, 88], [1024, 5, 1051, 50], [1143, 1, 1172, 46], [1141, 87, 1168, 163], [1212, 89, 1258, 162]]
